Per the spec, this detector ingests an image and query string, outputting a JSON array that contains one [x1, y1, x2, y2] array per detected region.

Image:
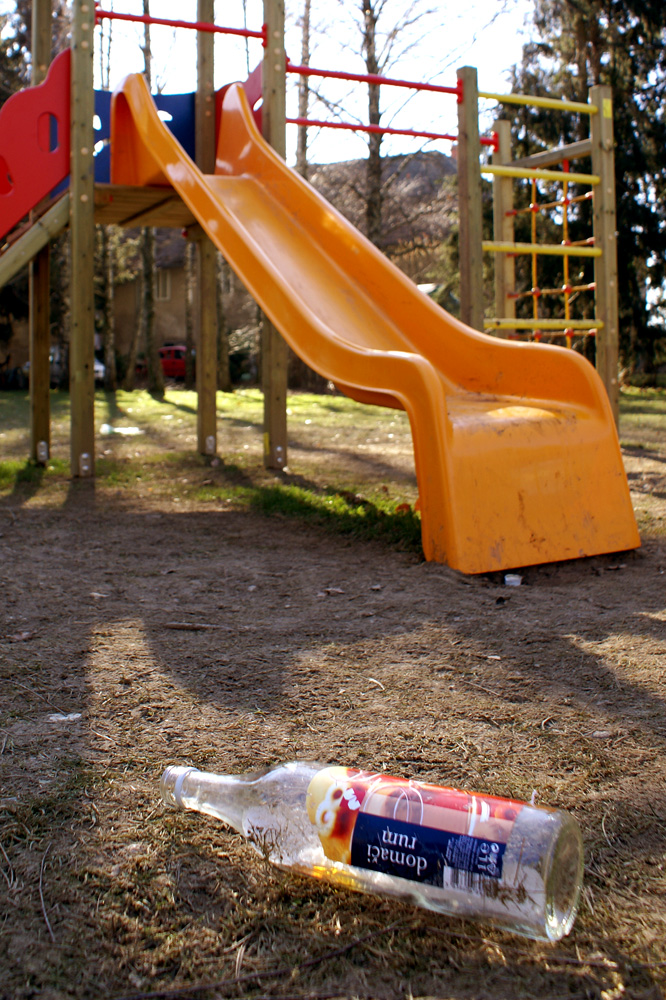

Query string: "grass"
[[1, 385, 665, 548], [617, 385, 666, 450], [0, 387, 422, 552]]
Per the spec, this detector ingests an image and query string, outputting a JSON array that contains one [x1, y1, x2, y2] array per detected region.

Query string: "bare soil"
[[1, 391, 665, 1000]]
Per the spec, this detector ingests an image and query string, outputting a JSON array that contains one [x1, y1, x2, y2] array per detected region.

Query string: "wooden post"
[[491, 119, 515, 337], [69, 0, 96, 477], [29, 0, 53, 465], [590, 85, 620, 426], [195, 0, 218, 456], [456, 66, 484, 332], [262, 0, 288, 471]]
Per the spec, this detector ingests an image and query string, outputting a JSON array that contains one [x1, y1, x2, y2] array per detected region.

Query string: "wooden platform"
[[0, 185, 197, 288], [94, 184, 196, 229]]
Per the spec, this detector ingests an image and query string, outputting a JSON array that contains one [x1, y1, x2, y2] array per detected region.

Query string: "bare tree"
[[184, 241, 195, 391], [296, 0, 311, 179], [314, 0, 439, 247], [216, 253, 232, 392], [139, 0, 164, 398]]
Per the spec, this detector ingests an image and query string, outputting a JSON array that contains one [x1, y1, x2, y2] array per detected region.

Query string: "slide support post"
[[69, 0, 96, 478], [29, 0, 53, 465], [262, 0, 288, 471], [590, 84, 620, 426], [456, 66, 484, 332], [196, 0, 219, 456]]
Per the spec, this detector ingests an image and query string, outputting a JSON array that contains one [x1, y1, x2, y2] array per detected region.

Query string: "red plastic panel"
[[215, 62, 263, 143], [0, 49, 71, 240]]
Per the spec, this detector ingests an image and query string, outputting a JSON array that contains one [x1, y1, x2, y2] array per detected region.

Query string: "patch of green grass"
[[0, 457, 69, 492], [620, 386, 666, 411], [194, 476, 422, 551], [0, 390, 30, 428], [619, 388, 666, 449]]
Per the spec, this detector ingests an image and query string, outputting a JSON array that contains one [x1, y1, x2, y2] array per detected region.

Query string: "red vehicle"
[[159, 344, 190, 379]]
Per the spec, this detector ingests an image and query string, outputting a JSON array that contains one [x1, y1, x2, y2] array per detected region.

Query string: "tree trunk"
[[122, 276, 142, 391], [296, 0, 311, 180], [216, 252, 232, 392], [100, 226, 117, 391], [142, 227, 163, 397], [139, 0, 163, 398], [184, 240, 195, 390], [362, 0, 382, 246]]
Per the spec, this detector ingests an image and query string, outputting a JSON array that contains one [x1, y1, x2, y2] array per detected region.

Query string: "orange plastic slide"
[[111, 74, 640, 574]]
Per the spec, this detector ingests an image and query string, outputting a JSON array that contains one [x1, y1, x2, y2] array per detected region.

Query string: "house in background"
[[112, 229, 189, 360]]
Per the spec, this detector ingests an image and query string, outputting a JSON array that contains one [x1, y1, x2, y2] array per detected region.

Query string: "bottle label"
[[306, 767, 523, 890]]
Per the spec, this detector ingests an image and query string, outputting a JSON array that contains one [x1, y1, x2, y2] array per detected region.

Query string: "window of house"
[[155, 269, 171, 302]]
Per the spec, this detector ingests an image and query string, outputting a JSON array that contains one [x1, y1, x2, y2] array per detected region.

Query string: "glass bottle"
[[160, 761, 583, 942]]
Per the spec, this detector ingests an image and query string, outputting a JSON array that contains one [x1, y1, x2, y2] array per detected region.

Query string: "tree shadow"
[[3, 499, 666, 997]]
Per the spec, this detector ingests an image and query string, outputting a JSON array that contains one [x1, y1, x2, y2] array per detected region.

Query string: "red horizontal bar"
[[287, 60, 460, 97], [94, 6, 265, 41], [286, 116, 457, 143]]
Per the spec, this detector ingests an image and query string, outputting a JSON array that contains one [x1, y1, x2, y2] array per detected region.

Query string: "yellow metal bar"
[[479, 90, 597, 115], [483, 240, 601, 258], [531, 178, 538, 326], [482, 164, 599, 185], [485, 317, 602, 331]]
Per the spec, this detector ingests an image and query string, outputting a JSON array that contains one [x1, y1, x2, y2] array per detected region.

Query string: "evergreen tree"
[[509, 0, 666, 370], [0, 0, 30, 105]]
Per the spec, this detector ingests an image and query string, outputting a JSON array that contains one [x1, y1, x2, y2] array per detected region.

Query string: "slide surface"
[[111, 74, 639, 574]]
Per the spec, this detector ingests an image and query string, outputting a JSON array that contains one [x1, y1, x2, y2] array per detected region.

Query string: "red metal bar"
[[94, 5, 266, 41], [286, 59, 459, 97], [286, 116, 457, 143]]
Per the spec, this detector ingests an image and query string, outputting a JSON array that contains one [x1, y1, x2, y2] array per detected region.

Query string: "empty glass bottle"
[[160, 761, 583, 942]]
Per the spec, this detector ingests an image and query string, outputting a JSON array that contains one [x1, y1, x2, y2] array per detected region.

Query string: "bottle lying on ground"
[[160, 761, 583, 942]]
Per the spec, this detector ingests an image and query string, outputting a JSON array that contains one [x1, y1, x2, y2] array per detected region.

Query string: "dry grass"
[[0, 387, 665, 1000]]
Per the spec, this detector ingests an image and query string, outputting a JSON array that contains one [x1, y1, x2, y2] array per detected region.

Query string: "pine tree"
[[0, 0, 30, 105]]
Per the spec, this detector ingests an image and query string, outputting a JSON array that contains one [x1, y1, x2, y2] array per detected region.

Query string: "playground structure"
[[0, 0, 640, 574], [455, 74, 620, 424]]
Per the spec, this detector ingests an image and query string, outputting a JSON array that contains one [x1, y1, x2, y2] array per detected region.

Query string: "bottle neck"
[[161, 766, 247, 832]]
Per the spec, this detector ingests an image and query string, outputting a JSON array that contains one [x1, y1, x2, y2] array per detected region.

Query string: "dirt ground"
[[1, 390, 665, 1000]]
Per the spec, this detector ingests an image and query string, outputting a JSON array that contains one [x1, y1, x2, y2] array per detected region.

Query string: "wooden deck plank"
[[94, 184, 196, 228]]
